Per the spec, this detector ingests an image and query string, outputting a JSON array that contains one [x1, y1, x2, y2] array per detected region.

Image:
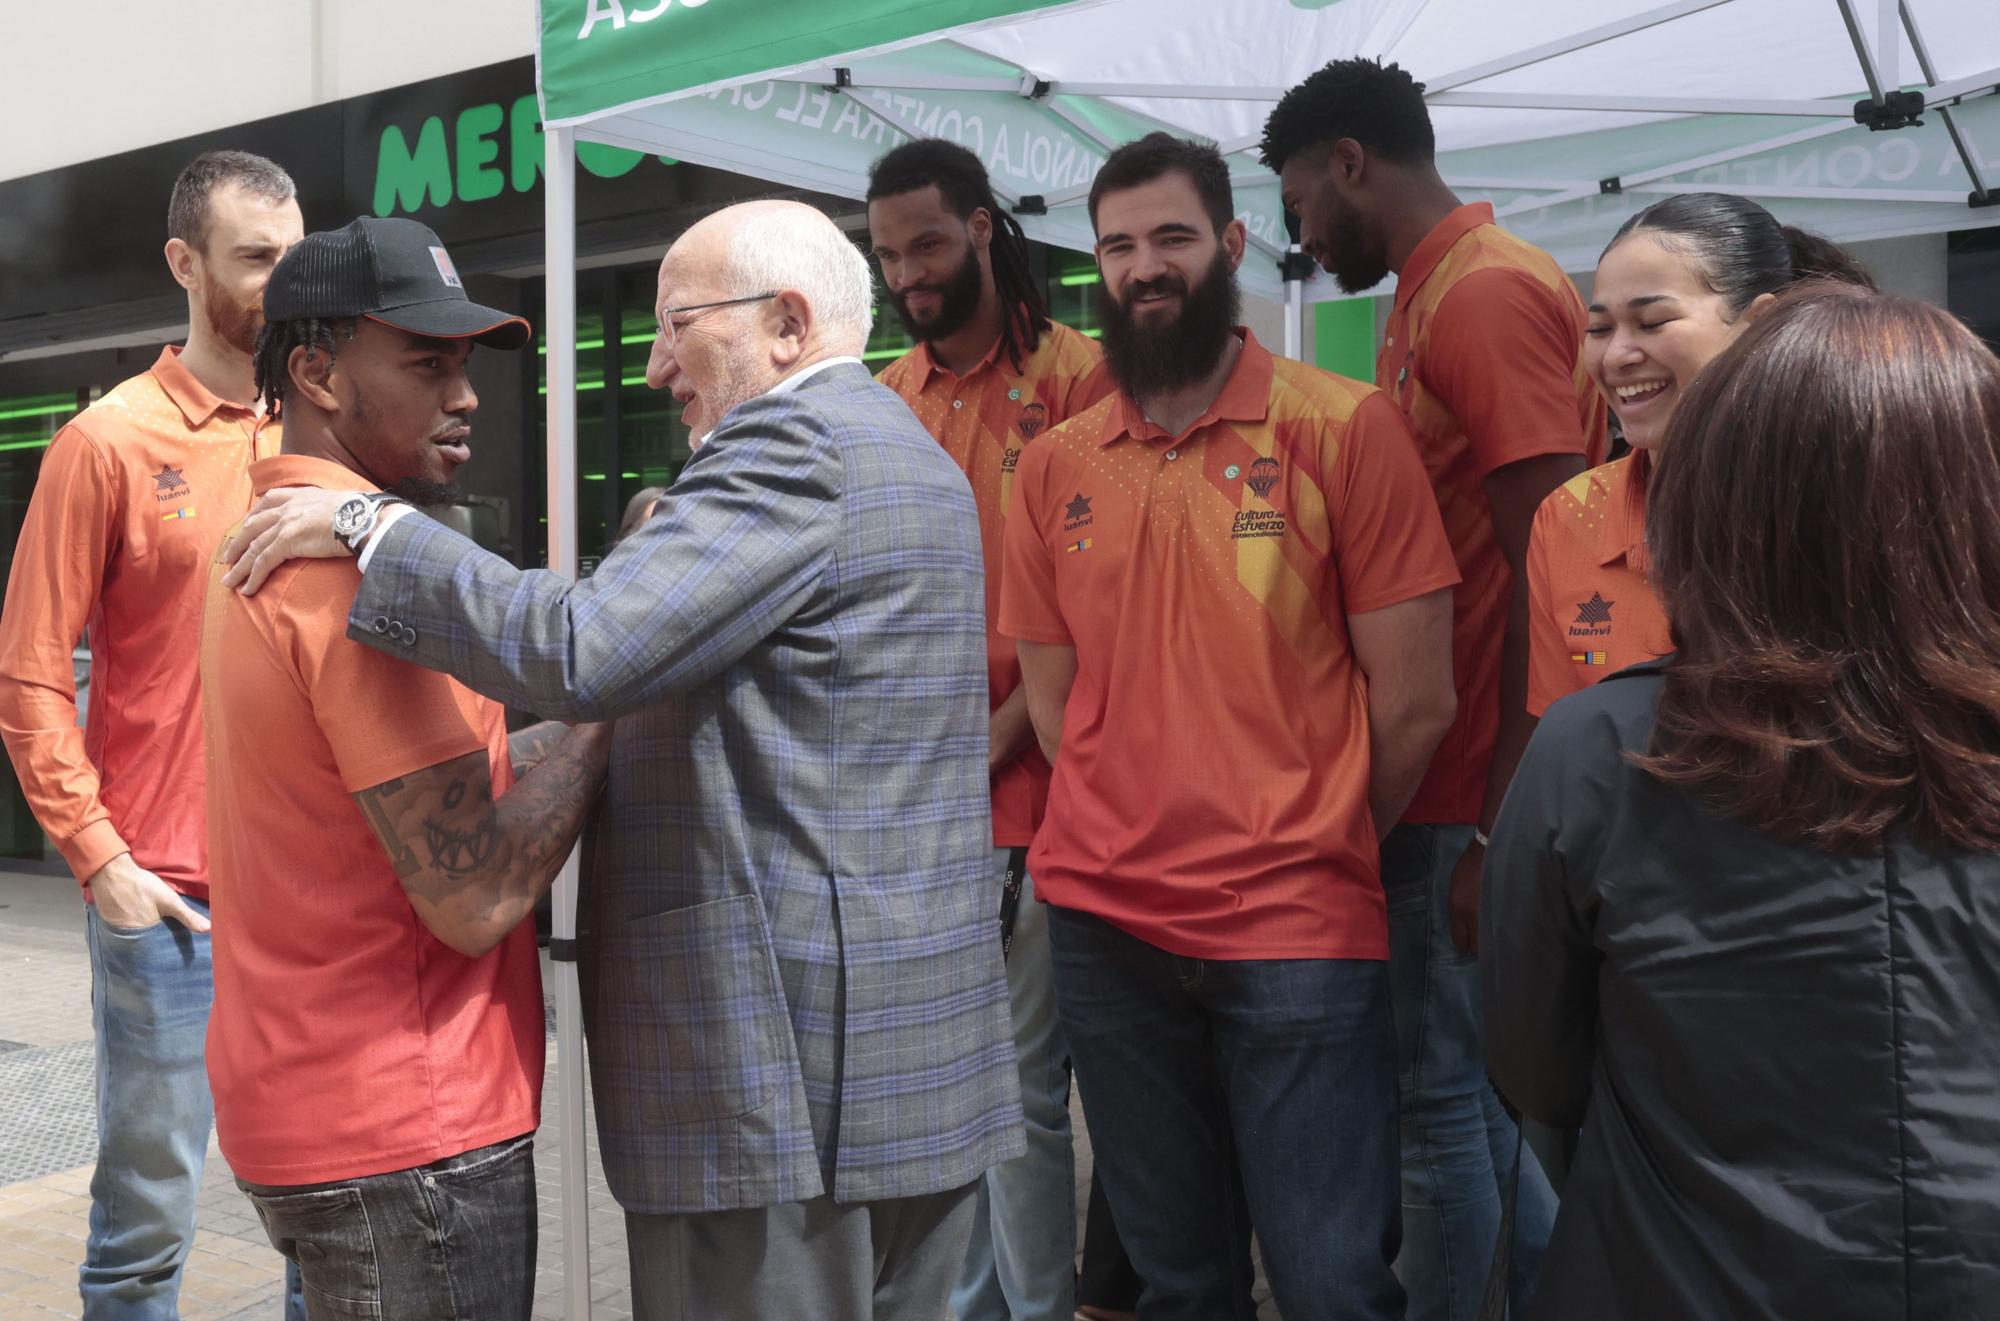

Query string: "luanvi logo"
[[1570, 591, 1615, 638], [577, 0, 713, 40], [153, 467, 191, 504]]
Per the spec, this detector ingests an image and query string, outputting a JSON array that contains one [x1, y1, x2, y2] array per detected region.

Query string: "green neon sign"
[[373, 94, 677, 218]]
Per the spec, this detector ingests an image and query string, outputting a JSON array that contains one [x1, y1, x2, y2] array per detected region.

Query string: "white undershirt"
[[765, 355, 863, 396]]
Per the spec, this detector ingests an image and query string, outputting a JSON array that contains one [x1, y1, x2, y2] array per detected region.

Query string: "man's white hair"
[[721, 204, 875, 351]]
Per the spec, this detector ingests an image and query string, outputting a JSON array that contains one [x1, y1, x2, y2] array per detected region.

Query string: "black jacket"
[[1484, 660, 2000, 1320]]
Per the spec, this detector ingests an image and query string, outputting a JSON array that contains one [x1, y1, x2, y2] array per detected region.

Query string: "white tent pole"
[[1283, 248, 1305, 362], [1053, 81, 1291, 98], [1902, 0, 1995, 204], [1619, 119, 1859, 186], [1243, 229, 1288, 262], [1923, 67, 2000, 105], [1493, 118, 1856, 220], [1837, 0, 1888, 101], [1424, 0, 1733, 93], [541, 121, 593, 1321], [1626, 180, 1968, 204], [1044, 98, 1121, 149], [1427, 91, 1850, 116], [1878, 0, 1900, 94], [781, 70, 1023, 92]]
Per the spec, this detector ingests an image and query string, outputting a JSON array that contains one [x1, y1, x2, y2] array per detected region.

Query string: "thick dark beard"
[[891, 244, 985, 343], [1325, 200, 1391, 295], [389, 476, 464, 508], [1096, 248, 1242, 400]]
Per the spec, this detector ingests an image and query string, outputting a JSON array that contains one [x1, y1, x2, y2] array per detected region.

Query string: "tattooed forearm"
[[351, 724, 612, 957], [355, 776, 422, 873], [507, 720, 568, 780], [423, 807, 500, 875], [493, 722, 613, 891]]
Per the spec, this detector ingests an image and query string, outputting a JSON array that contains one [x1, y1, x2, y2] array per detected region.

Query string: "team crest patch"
[[1016, 402, 1048, 440], [429, 246, 463, 289], [1246, 456, 1280, 500]]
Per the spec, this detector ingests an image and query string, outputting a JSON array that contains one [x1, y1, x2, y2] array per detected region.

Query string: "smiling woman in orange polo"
[[1526, 193, 1873, 716]]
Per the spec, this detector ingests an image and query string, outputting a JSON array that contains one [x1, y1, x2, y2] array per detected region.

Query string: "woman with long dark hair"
[[1524, 193, 1870, 718], [1483, 282, 2000, 1319]]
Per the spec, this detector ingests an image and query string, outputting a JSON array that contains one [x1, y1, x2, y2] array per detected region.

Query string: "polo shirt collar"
[[1597, 454, 1650, 570], [908, 305, 1039, 387], [1102, 327, 1274, 446], [152, 345, 257, 430], [1393, 202, 1495, 314], [250, 453, 380, 498]]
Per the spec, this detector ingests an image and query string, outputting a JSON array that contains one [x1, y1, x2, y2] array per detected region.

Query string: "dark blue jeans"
[[1048, 906, 1405, 1321], [83, 900, 306, 1321], [1382, 823, 1556, 1321], [239, 1133, 537, 1320]]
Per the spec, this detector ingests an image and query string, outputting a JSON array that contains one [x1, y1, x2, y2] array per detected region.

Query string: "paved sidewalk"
[[0, 867, 1274, 1319], [0, 869, 632, 1319]]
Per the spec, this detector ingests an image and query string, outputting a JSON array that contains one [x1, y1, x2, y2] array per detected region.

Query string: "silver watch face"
[[331, 495, 374, 541]]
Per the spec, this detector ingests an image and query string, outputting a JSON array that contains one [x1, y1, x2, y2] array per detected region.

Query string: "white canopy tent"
[[529, 2, 2000, 1314]]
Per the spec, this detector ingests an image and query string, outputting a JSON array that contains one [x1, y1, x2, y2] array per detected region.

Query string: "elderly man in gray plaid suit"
[[221, 199, 1026, 1319]]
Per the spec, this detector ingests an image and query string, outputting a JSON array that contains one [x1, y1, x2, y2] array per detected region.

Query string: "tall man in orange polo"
[[1264, 58, 1607, 1321], [868, 138, 1108, 1321], [0, 152, 303, 1320], [1002, 132, 1459, 1321]]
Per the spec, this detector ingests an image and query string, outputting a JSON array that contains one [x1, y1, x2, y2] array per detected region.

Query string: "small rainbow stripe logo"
[[1065, 537, 1093, 554], [161, 507, 196, 522], [1570, 650, 1608, 666]]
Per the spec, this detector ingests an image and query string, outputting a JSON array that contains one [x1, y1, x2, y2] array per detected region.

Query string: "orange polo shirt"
[[1378, 203, 1608, 824], [1526, 454, 1671, 716], [202, 455, 542, 1185], [1000, 331, 1459, 960], [879, 320, 1110, 846], [0, 346, 278, 897]]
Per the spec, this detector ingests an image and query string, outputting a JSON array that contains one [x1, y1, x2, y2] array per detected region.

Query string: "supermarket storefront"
[[0, 55, 1124, 865]]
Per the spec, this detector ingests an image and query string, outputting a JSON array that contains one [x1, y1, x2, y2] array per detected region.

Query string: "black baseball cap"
[[264, 216, 531, 350]]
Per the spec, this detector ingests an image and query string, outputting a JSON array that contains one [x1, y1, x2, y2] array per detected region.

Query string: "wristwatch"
[[331, 493, 406, 556]]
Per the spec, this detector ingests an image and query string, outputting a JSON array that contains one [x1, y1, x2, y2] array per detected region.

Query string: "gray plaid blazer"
[[347, 362, 1023, 1215]]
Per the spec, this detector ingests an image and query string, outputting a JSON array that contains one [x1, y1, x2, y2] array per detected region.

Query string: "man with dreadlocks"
[[868, 138, 1110, 1321], [0, 151, 302, 1319], [201, 216, 609, 1320]]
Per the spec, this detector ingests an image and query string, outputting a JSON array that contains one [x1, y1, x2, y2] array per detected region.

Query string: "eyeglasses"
[[656, 292, 779, 354]]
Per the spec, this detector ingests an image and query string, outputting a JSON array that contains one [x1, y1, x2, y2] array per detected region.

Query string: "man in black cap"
[[199, 217, 611, 1321]]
